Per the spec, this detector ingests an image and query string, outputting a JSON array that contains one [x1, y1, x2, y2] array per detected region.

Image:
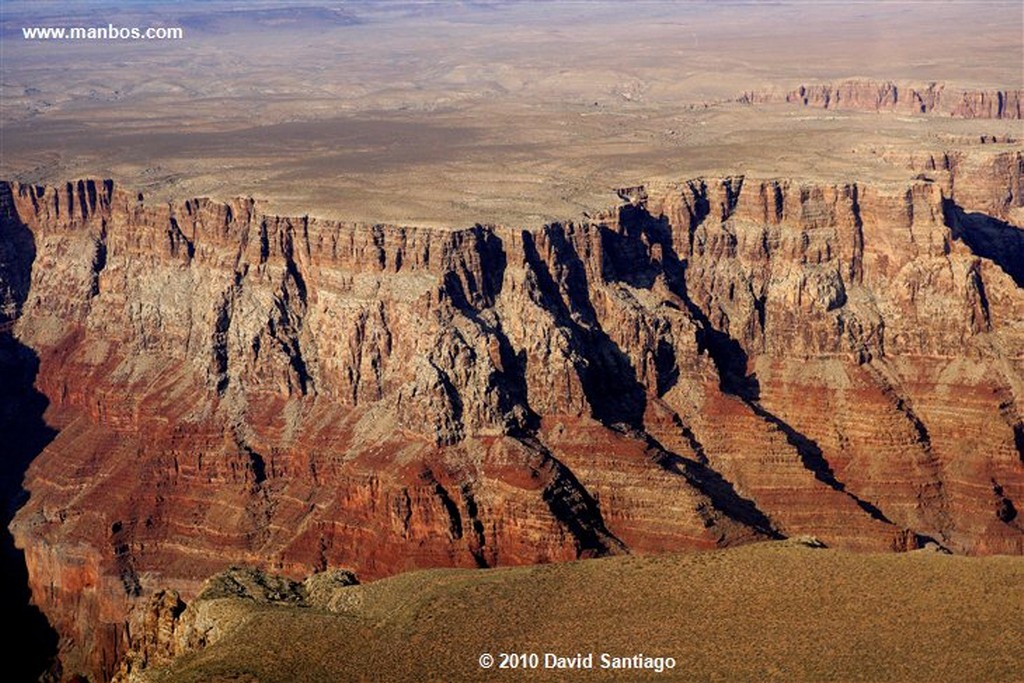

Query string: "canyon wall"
[[738, 80, 1023, 119], [2, 158, 1023, 679]]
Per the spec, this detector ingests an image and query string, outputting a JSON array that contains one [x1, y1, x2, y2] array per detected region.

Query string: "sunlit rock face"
[[3, 167, 1023, 680]]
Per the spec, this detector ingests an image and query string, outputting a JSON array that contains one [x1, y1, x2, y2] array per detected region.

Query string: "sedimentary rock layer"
[[738, 80, 1023, 119], [2, 161, 1023, 679]]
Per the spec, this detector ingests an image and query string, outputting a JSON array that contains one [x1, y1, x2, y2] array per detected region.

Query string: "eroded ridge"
[[739, 80, 1023, 119], [2, 167, 1023, 680]]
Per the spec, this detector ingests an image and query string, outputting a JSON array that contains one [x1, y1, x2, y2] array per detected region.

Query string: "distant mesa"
[[738, 80, 1022, 119]]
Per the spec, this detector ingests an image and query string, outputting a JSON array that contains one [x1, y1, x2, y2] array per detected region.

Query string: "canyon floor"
[[1, 2, 1023, 682], [129, 541, 1024, 683]]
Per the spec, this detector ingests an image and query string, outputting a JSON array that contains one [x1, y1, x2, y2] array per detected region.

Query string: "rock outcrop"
[[112, 566, 358, 681], [738, 80, 1023, 119], [2, 166, 1023, 680]]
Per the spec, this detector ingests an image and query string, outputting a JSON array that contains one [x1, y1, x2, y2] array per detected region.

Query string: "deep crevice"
[[0, 184, 61, 680], [89, 220, 108, 298], [521, 227, 646, 429], [944, 199, 1024, 288], [437, 483, 464, 540], [460, 485, 490, 568]]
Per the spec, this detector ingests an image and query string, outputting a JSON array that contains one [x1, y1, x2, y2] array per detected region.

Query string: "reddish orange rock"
[[739, 80, 1023, 119], [1, 173, 1022, 681]]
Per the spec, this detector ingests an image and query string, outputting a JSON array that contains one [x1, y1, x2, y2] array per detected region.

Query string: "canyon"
[[3, 2, 1023, 680], [2, 147, 1023, 679]]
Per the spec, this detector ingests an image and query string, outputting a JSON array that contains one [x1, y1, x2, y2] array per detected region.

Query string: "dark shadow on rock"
[[615, 201, 896, 527], [521, 227, 647, 429], [440, 230, 540, 437], [944, 199, 1024, 288], [441, 226, 508, 312], [1, 182, 60, 681], [519, 435, 628, 558], [645, 432, 781, 538], [1014, 423, 1024, 464], [613, 203, 761, 400], [746, 401, 892, 524], [0, 337, 60, 682]]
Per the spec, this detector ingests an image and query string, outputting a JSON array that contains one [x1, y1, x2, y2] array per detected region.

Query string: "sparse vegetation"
[[142, 542, 1024, 682]]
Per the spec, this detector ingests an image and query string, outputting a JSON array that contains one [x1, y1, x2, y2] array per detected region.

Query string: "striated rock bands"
[[2, 168, 1023, 680], [739, 80, 1023, 119]]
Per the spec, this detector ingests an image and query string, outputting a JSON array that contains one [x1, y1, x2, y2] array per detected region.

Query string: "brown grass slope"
[[140, 541, 1023, 682]]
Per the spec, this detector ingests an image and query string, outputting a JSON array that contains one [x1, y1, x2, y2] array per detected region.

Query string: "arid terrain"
[[1, 1, 1023, 681], [118, 542, 1024, 682], [2, 1, 1021, 225]]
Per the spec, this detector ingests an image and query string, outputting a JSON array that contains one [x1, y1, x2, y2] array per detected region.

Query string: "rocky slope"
[[738, 80, 1023, 119], [2, 156, 1023, 679], [113, 565, 359, 681]]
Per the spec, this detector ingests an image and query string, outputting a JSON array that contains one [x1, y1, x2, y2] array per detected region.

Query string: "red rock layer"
[[738, 80, 1023, 119], [2, 172, 1022, 680]]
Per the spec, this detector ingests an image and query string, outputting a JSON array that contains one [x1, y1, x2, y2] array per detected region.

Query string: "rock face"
[[112, 566, 358, 682], [738, 80, 1023, 119], [2, 164, 1023, 680]]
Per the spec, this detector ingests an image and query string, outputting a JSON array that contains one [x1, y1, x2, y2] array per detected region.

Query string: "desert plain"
[[2, 0, 1021, 224]]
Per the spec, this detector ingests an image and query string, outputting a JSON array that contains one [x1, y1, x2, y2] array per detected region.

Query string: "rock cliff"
[[112, 566, 358, 681], [2, 164, 1023, 679], [738, 80, 1023, 119]]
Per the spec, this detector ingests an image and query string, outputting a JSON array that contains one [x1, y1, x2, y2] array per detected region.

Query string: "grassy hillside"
[[142, 541, 1024, 682]]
